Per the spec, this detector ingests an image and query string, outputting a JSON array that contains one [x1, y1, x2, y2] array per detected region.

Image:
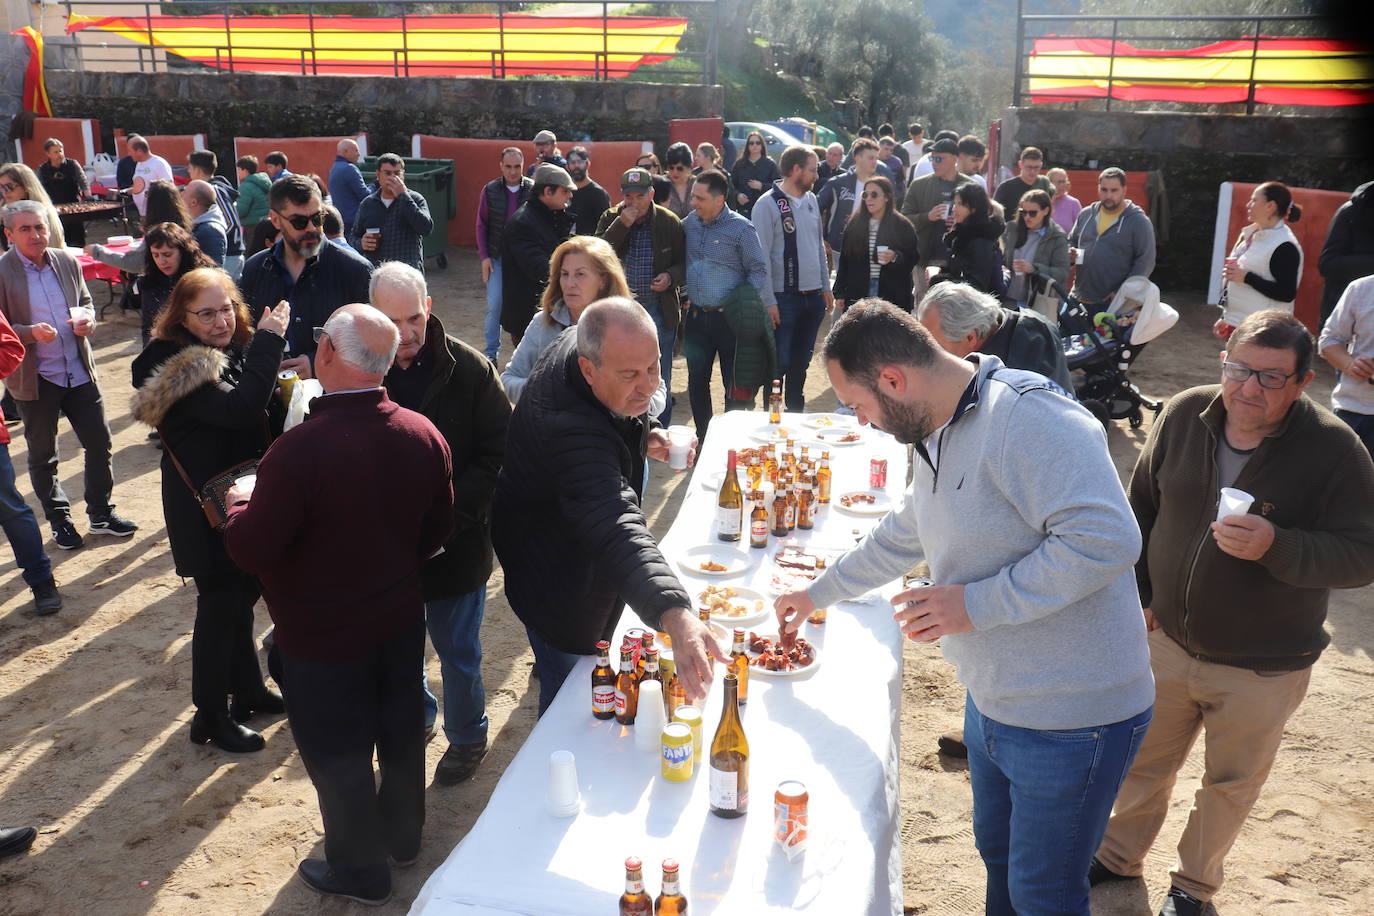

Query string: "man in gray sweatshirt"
[[775, 298, 1154, 916], [1068, 167, 1156, 307]]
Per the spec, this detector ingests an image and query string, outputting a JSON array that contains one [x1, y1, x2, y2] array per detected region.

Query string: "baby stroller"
[[1051, 276, 1178, 429]]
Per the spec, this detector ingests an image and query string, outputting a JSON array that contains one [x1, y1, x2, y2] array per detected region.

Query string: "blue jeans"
[[683, 308, 751, 441], [0, 443, 50, 587], [773, 290, 826, 412], [421, 587, 489, 745], [964, 694, 1152, 916], [483, 258, 503, 361], [524, 625, 583, 717], [1336, 409, 1374, 455], [647, 304, 677, 424]]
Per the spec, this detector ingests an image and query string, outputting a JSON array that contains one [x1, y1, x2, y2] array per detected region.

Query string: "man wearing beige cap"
[[500, 163, 575, 345], [1089, 309, 1374, 916], [526, 129, 568, 177]]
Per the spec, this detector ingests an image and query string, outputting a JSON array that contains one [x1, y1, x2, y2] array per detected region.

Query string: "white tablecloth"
[[411, 410, 909, 916]]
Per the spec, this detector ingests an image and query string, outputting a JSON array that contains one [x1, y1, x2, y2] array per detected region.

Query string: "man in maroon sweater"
[[223, 303, 453, 906]]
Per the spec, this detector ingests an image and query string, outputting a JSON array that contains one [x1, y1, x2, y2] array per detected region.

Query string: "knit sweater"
[[223, 389, 453, 661], [1130, 385, 1374, 670]]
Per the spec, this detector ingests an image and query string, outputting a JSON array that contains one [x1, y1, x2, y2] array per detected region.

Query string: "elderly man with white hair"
[[917, 281, 1074, 393], [493, 297, 728, 715], [370, 261, 511, 785], [223, 302, 455, 906]]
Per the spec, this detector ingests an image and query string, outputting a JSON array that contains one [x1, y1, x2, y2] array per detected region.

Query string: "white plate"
[[696, 585, 771, 625], [745, 632, 822, 678], [106, 235, 134, 247], [833, 490, 893, 516], [801, 413, 855, 430], [677, 545, 754, 578], [748, 424, 795, 444], [698, 468, 747, 491], [814, 427, 866, 446]]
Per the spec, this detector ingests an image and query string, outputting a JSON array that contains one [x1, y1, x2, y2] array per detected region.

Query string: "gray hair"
[[576, 297, 656, 367], [1, 200, 48, 229], [916, 282, 1002, 341], [369, 260, 428, 304], [323, 305, 399, 375]]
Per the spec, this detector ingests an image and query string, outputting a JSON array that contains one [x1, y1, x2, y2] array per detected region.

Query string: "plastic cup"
[[666, 425, 694, 471], [234, 473, 257, 492], [1216, 487, 1254, 524], [546, 750, 581, 817], [634, 682, 666, 750]]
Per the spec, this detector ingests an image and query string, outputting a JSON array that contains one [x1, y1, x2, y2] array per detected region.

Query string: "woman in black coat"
[[730, 131, 780, 216], [937, 182, 1009, 297], [131, 268, 290, 753], [833, 176, 921, 311], [134, 223, 217, 345]]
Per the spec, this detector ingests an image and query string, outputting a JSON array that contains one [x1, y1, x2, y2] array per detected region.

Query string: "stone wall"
[[1002, 108, 1374, 290], [45, 69, 723, 169]]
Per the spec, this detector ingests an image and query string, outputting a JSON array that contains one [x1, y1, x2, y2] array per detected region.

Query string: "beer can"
[[659, 649, 676, 682], [661, 722, 694, 782], [624, 627, 647, 671], [869, 456, 888, 490], [673, 706, 703, 762], [276, 368, 298, 407], [774, 780, 809, 860]]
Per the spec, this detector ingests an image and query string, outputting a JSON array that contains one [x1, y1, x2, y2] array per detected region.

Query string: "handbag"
[[158, 427, 261, 531]]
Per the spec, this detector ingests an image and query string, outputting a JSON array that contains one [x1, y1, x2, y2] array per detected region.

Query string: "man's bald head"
[[337, 138, 361, 163], [317, 303, 400, 391], [576, 297, 661, 417], [184, 179, 216, 210]]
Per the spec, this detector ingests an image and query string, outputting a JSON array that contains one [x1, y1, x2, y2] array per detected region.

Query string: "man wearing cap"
[[526, 130, 568, 177], [476, 148, 533, 363], [500, 164, 575, 346], [565, 146, 611, 237], [596, 167, 686, 422], [901, 136, 976, 302]]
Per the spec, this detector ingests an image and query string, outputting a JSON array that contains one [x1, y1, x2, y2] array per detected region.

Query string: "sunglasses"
[[930, 155, 947, 163], [748, 140, 763, 146], [0, 182, 18, 193], [862, 191, 884, 200], [274, 210, 324, 231], [1020, 208, 1043, 217]]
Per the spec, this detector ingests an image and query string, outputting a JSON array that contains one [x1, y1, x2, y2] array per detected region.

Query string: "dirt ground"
[[0, 233, 1370, 916]]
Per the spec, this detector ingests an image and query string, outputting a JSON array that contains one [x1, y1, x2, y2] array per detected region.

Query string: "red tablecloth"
[[76, 242, 131, 285]]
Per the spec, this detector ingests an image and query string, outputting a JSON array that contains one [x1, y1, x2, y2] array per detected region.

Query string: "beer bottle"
[[784, 439, 796, 474], [729, 627, 749, 705], [771, 484, 788, 538], [592, 639, 616, 720], [797, 479, 815, 530], [784, 473, 798, 531], [640, 632, 656, 679], [799, 444, 810, 469], [746, 453, 762, 491], [698, 605, 712, 625], [664, 660, 687, 719], [619, 856, 652, 915], [765, 445, 779, 486], [708, 670, 749, 819], [749, 492, 769, 549], [817, 451, 832, 504], [715, 449, 743, 542], [638, 646, 662, 688], [614, 647, 639, 725], [768, 380, 782, 424], [654, 858, 688, 914]]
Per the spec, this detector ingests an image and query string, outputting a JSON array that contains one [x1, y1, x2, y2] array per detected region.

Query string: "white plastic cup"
[[234, 473, 257, 493], [546, 750, 580, 817], [1216, 487, 1254, 524], [634, 681, 666, 750], [666, 425, 694, 471]]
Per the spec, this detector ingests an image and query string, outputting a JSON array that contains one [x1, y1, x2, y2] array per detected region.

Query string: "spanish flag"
[[13, 26, 53, 116]]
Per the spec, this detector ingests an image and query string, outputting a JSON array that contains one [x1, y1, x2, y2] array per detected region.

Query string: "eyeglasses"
[[1019, 208, 1043, 217], [274, 210, 324, 231], [862, 191, 884, 200], [190, 306, 235, 324], [0, 182, 17, 193], [1221, 360, 1299, 390], [312, 327, 329, 344]]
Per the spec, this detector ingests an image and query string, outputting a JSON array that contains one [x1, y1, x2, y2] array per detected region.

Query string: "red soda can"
[[774, 780, 809, 860], [869, 456, 888, 489]]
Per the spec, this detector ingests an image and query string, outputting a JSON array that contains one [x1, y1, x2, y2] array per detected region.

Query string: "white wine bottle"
[[708, 671, 749, 818], [715, 449, 743, 542]]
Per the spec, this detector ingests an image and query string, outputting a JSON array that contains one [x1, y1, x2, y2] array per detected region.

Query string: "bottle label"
[[593, 685, 615, 713], [625, 877, 644, 893], [709, 765, 738, 809], [750, 518, 768, 543], [716, 504, 741, 538], [784, 503, 796, 528], [614, 689, 628, 714], [662, 877, 680, 895]]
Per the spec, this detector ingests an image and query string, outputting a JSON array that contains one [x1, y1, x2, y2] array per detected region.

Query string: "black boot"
[[190, 709, 265, 752], [230, 686, 286, 723]]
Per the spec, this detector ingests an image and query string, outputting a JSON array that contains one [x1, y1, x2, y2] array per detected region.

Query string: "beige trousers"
[[1096, 629, 1311, 901]]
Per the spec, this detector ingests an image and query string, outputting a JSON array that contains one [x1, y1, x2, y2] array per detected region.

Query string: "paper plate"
[[833, 491, 893, 516], [677, 545, 754, 578]]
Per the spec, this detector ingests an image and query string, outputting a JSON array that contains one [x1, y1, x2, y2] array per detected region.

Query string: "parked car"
[[724, 122, 798, 161]]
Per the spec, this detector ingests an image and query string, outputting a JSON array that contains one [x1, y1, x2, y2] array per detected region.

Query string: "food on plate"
[[835, 431, 861, 443], [699, 585, 764, 619], [747, 631, 817, 671], [699, 560, 728, 573], [773, 544, 828, 577], [839, 493, 878, 507], [811, 416, 836, 427]]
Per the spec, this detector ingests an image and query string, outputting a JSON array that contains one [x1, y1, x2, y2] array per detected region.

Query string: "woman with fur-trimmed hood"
[[130, 268, 290, 754]]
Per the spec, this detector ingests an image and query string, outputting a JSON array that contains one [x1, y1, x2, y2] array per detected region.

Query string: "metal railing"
[[57, 0, 717, 83], [1012, 12, 1372, 113]]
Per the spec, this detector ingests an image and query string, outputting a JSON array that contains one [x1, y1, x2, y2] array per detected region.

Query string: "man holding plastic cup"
[[1090, 309, 1374, 916]]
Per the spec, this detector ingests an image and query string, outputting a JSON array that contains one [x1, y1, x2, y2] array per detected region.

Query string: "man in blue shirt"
[[681, 169, 770, 440], [328, 138, 369, 239]]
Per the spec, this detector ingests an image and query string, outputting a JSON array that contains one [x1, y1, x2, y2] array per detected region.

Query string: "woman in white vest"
[[1215, 181, 1304, 337]]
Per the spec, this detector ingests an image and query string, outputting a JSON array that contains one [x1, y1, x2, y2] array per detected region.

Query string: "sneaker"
[[434, 740, 488, 785], [89, 513, 138, 537], [52, 520, 83, 550], [1159, 887, 1206, 916], [30, 579, 62, 616], [937, 730, 968, 759]]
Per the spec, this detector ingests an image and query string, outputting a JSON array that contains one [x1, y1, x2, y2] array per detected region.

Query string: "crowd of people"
[[0, 119, 1372, 916]]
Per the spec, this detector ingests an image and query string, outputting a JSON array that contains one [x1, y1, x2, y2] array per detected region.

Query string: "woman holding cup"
[[832, 176, 920, 312], [130, 268, 291, 753], [1001, 189, 1069, 320], [1215, 181, 1304, 339], [500, 236, 667, 416]]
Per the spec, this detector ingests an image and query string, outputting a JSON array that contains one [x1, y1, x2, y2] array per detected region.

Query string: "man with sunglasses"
[[1090, 310, 1374, 916], [239, 175, 374, 380], [901, 137, 976, 302], [348, 153, 433, 273]]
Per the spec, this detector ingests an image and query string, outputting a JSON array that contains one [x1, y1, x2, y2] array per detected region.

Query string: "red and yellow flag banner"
[[1028, 37, 1374, 106], [66, 14, 688, 78], [12, 26, 53, 116]]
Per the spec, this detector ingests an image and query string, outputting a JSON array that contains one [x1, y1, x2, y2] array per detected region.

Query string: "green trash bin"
[[359, 156, 456, 270]]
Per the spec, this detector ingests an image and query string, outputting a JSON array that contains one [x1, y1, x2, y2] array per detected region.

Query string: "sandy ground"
[[0, 233, 1370, 916]]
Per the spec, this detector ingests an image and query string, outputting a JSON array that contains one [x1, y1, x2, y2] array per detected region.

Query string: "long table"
[[412, 410, 910, 915]]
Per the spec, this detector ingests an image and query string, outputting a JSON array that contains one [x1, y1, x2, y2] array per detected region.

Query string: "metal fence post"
[[1245, 18, 1262, 114], [1012, 0, 1025, 107], [1105, 17, 1118, 110]]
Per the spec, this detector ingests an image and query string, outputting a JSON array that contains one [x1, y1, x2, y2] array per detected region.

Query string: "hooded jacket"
[[1068, 200, 1156, 305], [191, 206, 228, 265], [235, 171, 271, 226], [939, 215, 1008, 296]]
